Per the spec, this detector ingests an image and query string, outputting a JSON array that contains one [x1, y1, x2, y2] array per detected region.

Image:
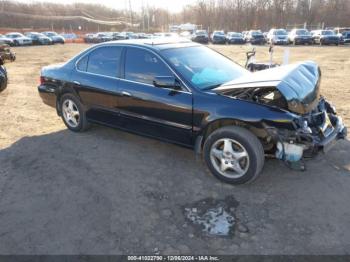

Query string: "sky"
[[16, 0, 196, 13]]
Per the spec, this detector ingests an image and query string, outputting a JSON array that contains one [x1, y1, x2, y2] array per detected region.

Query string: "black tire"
[[203, 126, 265, 184], [59, 93, 90, 132], [14, 40, 19, 46]]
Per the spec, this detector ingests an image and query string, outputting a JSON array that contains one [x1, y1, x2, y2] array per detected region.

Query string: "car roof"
[[97, 38, 199, 51]]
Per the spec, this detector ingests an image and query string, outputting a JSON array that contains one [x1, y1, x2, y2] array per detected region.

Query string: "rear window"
[[77, 46, 122, 78]]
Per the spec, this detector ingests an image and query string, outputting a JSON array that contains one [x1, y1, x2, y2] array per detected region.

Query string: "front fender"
[[194, 92, 297, 136]]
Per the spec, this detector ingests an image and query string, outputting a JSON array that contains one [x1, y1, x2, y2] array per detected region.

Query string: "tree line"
[[0, 0, 349, 33]]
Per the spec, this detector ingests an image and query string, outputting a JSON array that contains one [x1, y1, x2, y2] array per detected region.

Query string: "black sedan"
[[0, 57, 7, 92], [211, 31, 226, 44], [25, 32, 52, 45], [246, 30, 266, 45], [191, 30, 209, 44], [38, 39, 347, 184], [311, 30, 339, 45], [226, 32, 245, 44]]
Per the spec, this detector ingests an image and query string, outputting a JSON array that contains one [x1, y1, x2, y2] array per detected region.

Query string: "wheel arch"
[[55, 84, 81, 116], [195, 118, 270, 154]]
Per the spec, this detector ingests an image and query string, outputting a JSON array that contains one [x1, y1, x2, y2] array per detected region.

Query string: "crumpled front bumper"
[[314, 115, 347, 152], [272, 100, 347, 162]]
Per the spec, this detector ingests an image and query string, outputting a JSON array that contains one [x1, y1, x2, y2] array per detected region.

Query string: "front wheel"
[[60, 93, 90, 132], [203, 126, 265, 184]]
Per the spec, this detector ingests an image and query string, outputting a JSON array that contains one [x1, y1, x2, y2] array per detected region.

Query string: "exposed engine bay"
[[226, 86, 288, 110]]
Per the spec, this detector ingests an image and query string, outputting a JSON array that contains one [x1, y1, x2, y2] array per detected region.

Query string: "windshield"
[[46, 32, 57, 36], [162, 46, 249, 90], [196, 30, 207, 35], [322, 30, 334, 35], [296, 29, 310, 35], [274, 29, 287, 35], [214, 31, 225, 35]]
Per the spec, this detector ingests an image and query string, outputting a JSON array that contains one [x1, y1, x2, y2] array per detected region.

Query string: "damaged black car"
[[38, 39, 347, 184]]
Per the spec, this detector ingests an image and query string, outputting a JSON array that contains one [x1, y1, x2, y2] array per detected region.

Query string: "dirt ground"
[[0, 43, 350, 254]]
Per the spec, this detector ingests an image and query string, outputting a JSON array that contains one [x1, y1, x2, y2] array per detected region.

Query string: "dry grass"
[[0, 43, 349, 149]]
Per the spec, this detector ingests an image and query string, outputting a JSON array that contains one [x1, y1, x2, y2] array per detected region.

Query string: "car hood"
[[214, 61, 321, 114]]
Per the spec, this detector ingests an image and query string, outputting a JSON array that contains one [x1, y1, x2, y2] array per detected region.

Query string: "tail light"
[[40, 76, 45, 85]]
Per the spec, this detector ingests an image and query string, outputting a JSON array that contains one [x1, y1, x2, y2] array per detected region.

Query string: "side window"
[[77, 55, 88, 72], [86, 46, 122, 77], [125, 48, 172, 85]]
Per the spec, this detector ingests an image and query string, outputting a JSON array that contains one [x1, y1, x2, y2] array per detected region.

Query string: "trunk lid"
[[214, 61, 321, 114]]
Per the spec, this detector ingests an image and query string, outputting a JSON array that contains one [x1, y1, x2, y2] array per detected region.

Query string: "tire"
[[59, 93, 90, 132], [14, 40, 19, 46], [203, 126, 265, 184]]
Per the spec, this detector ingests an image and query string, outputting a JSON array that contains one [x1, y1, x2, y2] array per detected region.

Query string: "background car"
[[267, 28, 289, 45], [226, 32, 245, 44], [339, 31, 350, 44], [288, 28, 313, 45], [5, 32, 32, 46], [92, 32, 113, 43], [25, 32, 52, 45], [311, 30, 339, 45], [42, 31, 65, 44], [119, 32, 134, 39], [245, 30, 265, 45], [83, 33, 95, 43], [211, 30, 226, 44], [0, 34, 14, 46], [191, 30, 209, 44]]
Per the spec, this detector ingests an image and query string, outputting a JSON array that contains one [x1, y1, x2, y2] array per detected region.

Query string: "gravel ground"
[[0, 44, 349, 255]]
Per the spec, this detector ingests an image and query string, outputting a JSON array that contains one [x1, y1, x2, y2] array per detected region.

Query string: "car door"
[[117, 46, 193, 146], [70, 45, 123, 125]]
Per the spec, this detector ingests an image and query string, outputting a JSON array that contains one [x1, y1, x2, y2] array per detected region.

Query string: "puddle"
[[183, 195, 240, 237]]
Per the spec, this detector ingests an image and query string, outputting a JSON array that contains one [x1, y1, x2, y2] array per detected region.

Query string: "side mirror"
[[153, 76, 181, 90], [0, 57, 4, 66]]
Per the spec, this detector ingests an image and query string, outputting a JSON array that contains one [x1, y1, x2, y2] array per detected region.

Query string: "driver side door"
[[117, 47, 193, 146]]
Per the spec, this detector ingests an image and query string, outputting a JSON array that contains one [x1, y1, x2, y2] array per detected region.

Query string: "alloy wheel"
[[210, 138, 250, 179], [62, 99, 80, 128]]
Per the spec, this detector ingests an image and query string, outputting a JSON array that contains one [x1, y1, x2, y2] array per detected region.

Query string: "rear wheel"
[[60, 93, 90, 132], [203, 126, 265, 184]]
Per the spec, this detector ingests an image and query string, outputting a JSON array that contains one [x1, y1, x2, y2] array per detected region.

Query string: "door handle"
[[73, 81, 81, 85], [121, 91, 132, 97]]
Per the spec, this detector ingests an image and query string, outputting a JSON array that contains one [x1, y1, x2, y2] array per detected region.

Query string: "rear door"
[[71, 46, 123, 125], [117, 47, 193, 146]]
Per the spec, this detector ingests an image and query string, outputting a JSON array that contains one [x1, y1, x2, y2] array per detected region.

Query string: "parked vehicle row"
[[0, 31, 65, 46], [84, 31, 159, 43], [190, 28, 350, 46]]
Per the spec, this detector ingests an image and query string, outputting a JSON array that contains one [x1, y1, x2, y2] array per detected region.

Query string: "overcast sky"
[[16, 0, 195, 13]]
